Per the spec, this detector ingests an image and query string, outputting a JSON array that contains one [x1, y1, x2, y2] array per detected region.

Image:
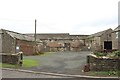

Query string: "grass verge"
[[1, 58, 39, 68], [22, 59, 38, 68], [39, 52, 54, 56], [85, 71, 120, 77]]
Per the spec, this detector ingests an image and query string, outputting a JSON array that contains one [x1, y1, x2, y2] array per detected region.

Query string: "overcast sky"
[[0, 0, 119, 35]]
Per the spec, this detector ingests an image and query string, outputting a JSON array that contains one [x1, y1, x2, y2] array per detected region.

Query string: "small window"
[[116, 32, 118, 39], [109, 34, 111, 37]]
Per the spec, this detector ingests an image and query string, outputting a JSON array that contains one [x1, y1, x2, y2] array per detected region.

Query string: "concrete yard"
[[23, 51, 91, 75]]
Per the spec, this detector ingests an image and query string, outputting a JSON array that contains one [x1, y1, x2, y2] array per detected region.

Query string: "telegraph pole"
[[34, 19, 37, 53], [35, 19, 37, 42]]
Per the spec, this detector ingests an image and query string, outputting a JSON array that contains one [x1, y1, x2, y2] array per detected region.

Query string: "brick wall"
[[16, 39, 35, 55]]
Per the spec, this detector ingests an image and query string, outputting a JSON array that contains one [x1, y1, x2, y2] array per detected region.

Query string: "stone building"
[[86, 28, 113, 52], [112, 26, 120, 50], [0, 29, 42, 55], [27, 33, 89, 52]]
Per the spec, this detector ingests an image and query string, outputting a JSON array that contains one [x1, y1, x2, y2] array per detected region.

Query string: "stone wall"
[[112, 32, 118, 50], [113, 30, 120, 50], [87, 54, 120, 71], [1, 53, 23, 65], [0, 34, 2, 53], [2, 30, 16, 53]]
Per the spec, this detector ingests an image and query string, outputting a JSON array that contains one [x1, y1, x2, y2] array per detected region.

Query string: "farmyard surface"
[[23, 51, 91, 75]]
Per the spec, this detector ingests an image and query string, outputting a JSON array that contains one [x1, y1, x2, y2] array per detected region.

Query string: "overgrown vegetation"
[[90, 50, 120, 77], [86, 71, 120, 77], [94, 52, 106, 57], [94, 51, 120, 58]]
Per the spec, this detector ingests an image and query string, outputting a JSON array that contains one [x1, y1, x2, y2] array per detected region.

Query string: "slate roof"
[[1, 29, 41, 42], [26, 33, 89, 40], [88, 28, 112, 38], [114, 25, 120, 31], [27, 33, 69, 39]]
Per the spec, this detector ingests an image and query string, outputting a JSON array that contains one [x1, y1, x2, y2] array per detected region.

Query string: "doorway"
[[104, 41, 112, 50], [64, 43, 70, 51]]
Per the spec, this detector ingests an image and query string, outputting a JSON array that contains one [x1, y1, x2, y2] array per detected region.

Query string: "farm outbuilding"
[[26, 33, 89, 52], [0, 29, 43, 55], [86, 28, 113, 52], [112, 26, 120, 50]]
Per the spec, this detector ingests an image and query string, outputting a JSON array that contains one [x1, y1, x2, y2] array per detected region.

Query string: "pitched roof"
[[88, 28, 112, 38], [27, 33, 70, 39], [26, 33, 89, 40], [114, 25, 120, 31], [1, 29, 41, 42]]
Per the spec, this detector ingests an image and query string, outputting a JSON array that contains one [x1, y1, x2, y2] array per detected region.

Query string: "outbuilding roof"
[[114, 25, 120, 31], [26, 33, 89, 40], [88, 28, 113, 38], [1, 29, 42, 42]]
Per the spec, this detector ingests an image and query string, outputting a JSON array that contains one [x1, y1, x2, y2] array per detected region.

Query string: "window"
[[109, 34, 111, 37], [116, 32, 118, 39]]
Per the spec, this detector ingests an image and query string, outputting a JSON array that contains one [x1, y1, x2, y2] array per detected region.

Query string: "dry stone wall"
[[87, 55, 120, 71]]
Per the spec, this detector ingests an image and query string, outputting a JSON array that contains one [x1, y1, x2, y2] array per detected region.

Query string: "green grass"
[[86, 71, 120, 77], [0, 62, 17, 68], [39, 52, 54, 56], [1, 58, 39, 68], [22, 59, 38, 68]]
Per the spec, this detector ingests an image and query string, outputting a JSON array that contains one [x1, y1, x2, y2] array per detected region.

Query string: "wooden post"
[[34, 19, 37, 53]]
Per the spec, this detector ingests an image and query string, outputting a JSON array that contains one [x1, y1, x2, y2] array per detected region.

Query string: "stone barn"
[[47, 41, 64, 52], [0, 29, 42, 55], [26, 33, 89, 52], [112, 26, 120, 50], [86, 28, 113, 52]]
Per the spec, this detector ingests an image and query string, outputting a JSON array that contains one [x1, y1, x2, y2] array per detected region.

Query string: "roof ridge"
[[1, 29, 34, 38], [92, 28, 112, 35]]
